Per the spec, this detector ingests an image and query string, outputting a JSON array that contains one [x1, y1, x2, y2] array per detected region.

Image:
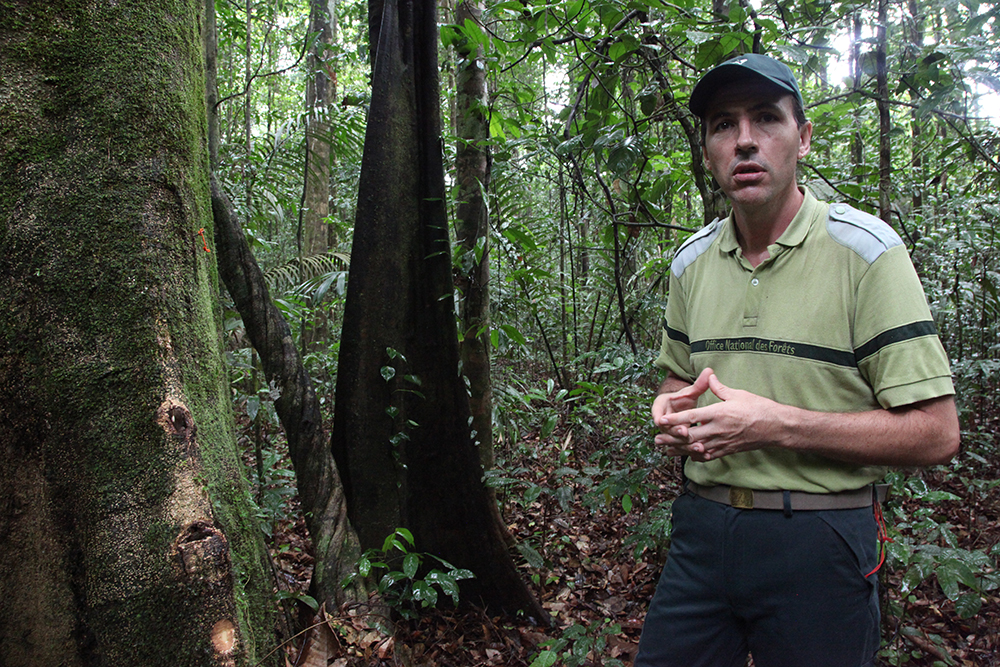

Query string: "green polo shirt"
[[656, 189, 955, 493]]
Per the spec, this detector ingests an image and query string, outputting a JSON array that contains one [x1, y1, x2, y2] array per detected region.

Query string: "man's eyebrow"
[[707, 99, 785, 120], [748, 100, 784, 113], [705, 109, 734, 123]]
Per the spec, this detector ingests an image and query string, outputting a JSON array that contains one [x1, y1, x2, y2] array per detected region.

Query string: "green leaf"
[[501, 324, 528, 346], [502, 225, 538, 253], [247, 396, 261, 421], [608, 41, 628, 62], [530, 650, 559, 667], [427, 571, 461, 602], [517, 542, 546, 569], [380, 365, 396, 381], [541, 414, 558, 439], [900, 565, 925, 596], [936, 560, 973, 599], [358, 555, 372, 577], [379, 570, 404, 592], [622, 494, 633, 513], [412, 580, 438, 606], [489, 111, 506, 140], [923, 490, 961, 503], [275, 590, 319, 611], [955, 591, 982, 619], [403, 552, 420, 579]]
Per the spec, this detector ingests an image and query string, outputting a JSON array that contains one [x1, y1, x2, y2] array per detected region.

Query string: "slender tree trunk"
[[559, 168, 570, 364], [453, 0, 493, 468], [300, 0, 336, 259], [876, 0, 892, 223], [244, 0, 255, 234], [331, 0, 546, 619], [299, 0, 338, 351], [211, 179, 366, 610], [907, 0, 925, 220], [851, 11, 865, 186], [205, 0, 221, 166], [0, 2, 276, 664]]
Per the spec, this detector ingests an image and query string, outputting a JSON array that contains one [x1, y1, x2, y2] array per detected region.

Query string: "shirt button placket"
[[744, 274, 761, 327]]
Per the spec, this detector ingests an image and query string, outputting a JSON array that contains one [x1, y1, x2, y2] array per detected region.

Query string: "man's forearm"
[[657, 371, 961, 468], [657, 372, 693, 396], [775, 395, 960, 467]]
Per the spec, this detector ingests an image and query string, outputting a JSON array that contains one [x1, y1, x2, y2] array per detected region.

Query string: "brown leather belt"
[[687, 481, 888, 510]]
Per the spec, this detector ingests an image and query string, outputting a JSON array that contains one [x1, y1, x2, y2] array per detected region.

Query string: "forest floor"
[[251, 380, 1000, 667]]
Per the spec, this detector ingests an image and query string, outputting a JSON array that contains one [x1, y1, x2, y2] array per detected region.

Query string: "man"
[[635, 54, 960, 667]]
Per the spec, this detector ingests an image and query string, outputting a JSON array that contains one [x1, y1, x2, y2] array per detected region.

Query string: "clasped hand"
[[651, 368, 780, 462]]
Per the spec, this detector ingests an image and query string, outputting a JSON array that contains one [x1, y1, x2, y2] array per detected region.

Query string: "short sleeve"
[[853, 245, 954, 408], [655, 271, 696, 382]]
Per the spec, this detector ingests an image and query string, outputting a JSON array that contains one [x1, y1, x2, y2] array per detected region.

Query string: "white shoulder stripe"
[[672, 218, 726, 278], [827, 203, 903, 264]]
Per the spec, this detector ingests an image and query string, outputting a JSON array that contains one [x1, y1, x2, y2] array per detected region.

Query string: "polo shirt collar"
[[718, 187, 820, 254]]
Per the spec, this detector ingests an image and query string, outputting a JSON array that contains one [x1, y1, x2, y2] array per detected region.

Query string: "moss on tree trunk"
[[0, 2, 275, 665]]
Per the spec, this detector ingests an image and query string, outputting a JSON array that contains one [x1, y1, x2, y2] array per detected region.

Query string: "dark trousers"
[[635, 492, 881, 667]]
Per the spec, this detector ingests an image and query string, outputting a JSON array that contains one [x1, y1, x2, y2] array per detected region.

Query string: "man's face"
[[701, 79, 812, 215]]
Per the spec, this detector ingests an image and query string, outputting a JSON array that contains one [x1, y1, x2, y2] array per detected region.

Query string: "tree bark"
[[907, 0, 925, 219], [877, 0, 892, 223], [300, 0, 337, 258], [453, 0, 494, 469], [211, 178, 366, 610], [205, 0, 221, 166], [331, 0, 546, 620], [850, 11, 865, 185], [0, 2, 276, 664]]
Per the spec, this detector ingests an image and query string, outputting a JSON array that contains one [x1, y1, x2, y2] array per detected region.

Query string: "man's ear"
[[798, 121, 813, 159]]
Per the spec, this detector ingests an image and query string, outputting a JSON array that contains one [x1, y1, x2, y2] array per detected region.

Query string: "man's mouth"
[[732, 163, 765, 182]]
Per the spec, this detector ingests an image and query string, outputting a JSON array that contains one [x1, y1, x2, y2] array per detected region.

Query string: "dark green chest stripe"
[[689, 337, 858, 367], [663, 321, 937, 368], [668, 320, 939, 368]]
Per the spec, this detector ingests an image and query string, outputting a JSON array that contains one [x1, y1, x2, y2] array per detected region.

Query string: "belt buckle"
[[729, 486, 754, 509]]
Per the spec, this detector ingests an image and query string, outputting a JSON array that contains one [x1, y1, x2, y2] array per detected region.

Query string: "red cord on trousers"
[[865, 500, 892, 578]]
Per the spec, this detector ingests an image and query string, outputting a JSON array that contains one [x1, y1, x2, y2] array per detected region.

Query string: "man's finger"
[[708, 373, 732, 400], [661, 407, 699, 427]]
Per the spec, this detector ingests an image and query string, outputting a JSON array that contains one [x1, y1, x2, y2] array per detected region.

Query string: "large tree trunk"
[[0, 2, 276, 665], [331, 0, 545, 619]]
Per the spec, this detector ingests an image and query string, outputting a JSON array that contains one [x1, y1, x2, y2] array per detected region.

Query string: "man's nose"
[[735, 119, 757, 152]]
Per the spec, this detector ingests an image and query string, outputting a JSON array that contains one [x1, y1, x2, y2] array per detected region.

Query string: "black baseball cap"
[[688, 53, 803, 118]]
